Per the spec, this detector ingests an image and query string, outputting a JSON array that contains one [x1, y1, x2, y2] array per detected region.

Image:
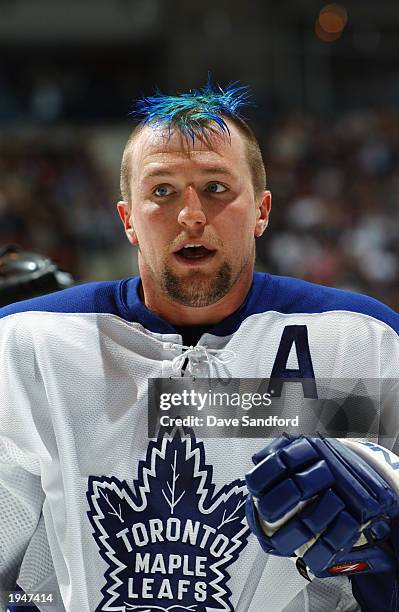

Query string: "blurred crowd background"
[[1, 0, 399, 308]]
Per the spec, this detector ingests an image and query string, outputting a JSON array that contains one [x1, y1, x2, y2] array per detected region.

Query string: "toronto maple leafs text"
[[115, 517, 236, 602]]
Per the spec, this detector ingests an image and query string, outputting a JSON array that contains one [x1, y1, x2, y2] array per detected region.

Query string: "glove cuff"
[[341, 440, 399, 501]]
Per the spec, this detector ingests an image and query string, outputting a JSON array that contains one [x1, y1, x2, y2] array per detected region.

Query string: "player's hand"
[[245, 435, 399, 578]]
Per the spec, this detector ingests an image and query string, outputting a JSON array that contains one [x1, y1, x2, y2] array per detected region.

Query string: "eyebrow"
[[142, 166, 234, 180]]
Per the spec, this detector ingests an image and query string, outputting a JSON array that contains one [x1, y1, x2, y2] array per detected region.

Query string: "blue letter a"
[[269, 325, 317, 398]]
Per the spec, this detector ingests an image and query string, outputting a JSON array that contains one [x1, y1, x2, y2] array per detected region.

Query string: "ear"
[[117, 201, 138, 246], [254, 190, 272, 237]]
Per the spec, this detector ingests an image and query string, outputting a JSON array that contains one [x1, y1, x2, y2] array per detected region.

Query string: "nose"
[[177, 185, 206, 230]]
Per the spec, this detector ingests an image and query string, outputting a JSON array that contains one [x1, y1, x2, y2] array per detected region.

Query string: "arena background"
[[1, 0, 399, 312]]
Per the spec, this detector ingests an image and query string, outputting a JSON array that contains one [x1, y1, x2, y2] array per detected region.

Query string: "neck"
[[139, 264, 254, 327]]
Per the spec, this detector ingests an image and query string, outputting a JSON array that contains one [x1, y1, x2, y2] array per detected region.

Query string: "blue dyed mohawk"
[[130, 80, 252, 141]]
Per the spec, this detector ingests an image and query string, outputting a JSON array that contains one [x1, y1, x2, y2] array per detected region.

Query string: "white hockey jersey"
[[1, 272, 399, 612]]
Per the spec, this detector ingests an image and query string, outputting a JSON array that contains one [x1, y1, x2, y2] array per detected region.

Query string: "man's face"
[[118, 120, 270, 308]]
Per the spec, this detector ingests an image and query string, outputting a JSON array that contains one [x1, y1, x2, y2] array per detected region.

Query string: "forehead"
[[128, 120, 249, 180]]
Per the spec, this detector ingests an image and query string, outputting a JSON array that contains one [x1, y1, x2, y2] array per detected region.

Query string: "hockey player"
[[1, 82, 399, 611]]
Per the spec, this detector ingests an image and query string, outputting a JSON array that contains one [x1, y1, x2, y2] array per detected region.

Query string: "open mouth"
[[173, 245, 216, 264]]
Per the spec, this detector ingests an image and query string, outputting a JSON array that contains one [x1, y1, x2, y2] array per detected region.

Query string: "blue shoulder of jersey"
[[266, 276, 399, 333], [0, 280, 124, 320], [242, 272, 399, 336], [0, 277, 178, 334]]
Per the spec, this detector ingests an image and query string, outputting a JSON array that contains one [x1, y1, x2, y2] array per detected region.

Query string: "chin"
[[161, 263, 233, 307]]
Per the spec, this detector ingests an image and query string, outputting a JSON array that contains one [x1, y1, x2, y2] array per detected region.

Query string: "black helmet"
[[0, 244, 74, 307]]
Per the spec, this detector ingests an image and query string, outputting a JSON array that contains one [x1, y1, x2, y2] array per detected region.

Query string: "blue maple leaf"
[[87, 428, 250, 612]]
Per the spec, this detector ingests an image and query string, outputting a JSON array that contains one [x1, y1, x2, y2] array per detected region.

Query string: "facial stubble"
[[160, 263, 232, 307]]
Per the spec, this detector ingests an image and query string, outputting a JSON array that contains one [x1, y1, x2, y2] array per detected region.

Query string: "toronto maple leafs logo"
[[87, 428, 249, 612]]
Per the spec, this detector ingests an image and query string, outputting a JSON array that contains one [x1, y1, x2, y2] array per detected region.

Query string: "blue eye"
[[206, 182, 227, 193], [154, 185, 173, 197]]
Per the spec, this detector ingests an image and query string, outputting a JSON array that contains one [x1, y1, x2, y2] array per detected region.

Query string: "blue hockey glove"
[[245, 436, 399, 578]]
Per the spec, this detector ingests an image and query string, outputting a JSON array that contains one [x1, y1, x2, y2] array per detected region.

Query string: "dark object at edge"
[[0, 244, 74, 306]]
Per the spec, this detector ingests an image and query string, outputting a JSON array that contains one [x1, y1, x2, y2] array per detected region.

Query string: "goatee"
[[161, 262, 233, 307]]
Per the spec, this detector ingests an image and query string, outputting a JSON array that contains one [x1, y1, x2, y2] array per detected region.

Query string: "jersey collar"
[[121, 273, 270, 337]]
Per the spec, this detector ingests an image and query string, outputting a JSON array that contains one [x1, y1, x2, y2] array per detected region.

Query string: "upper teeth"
[[184, 244, 202, 248]]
